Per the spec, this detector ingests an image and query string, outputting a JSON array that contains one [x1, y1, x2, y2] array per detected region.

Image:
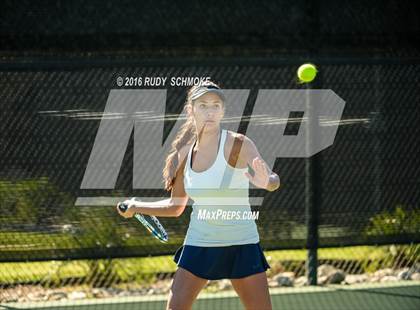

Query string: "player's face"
[[190, 92, 225, 131]]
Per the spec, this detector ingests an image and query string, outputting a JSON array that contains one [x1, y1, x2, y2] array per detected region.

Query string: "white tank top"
[[183, 128, 260, 246]]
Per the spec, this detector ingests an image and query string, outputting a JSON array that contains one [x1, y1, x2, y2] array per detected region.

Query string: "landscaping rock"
[[317, 275, 327, 285], [397, 268, 412, 280], [273, 274, 294, 287], [317, 264, 346, 284], [326, 271, 346, 284], [47, 291, 67, 301], [318, 264, 337, 277], [380, 276, 399, 283], [27, 292, 47, 302], [68, 291, 87, 300], [344, 274, 368, 284], [217, 279, 233, 291], [373, 268, 394, 278], [294, 276, 307, 287]]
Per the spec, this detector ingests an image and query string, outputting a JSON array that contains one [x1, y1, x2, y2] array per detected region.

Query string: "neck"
[[195, 125, 221, 150]]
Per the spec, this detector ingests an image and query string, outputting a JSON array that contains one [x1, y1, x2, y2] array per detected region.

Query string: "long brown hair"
[[162, 80, 223, 191]]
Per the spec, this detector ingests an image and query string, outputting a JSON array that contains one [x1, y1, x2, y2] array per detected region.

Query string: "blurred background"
[[0, 0, 419, 309]]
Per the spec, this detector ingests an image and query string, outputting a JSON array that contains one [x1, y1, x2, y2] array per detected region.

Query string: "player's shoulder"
[[225, 130, 254, 165], [226, 130, 253, 147], [226, 130, 245, 141]]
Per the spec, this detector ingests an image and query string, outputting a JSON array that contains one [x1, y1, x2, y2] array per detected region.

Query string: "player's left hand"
[[244, 157, 270, 190]]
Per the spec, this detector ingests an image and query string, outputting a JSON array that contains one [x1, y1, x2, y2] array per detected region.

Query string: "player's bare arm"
[[241, 135, 280, 192], [117, 146, 190, 218]]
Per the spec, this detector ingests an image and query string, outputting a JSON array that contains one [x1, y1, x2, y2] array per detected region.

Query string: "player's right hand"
[[116, 200, 136, 218]]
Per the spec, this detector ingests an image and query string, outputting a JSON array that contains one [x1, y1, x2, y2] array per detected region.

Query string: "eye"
[[200, 104, 206, 108]]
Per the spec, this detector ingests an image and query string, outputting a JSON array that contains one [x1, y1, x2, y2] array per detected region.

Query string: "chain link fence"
[[1, 0, 420, 308], [0, 60, 419, 307]]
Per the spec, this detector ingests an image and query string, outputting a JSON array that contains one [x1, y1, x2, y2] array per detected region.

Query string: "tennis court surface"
[[2, 281, 419, 310]]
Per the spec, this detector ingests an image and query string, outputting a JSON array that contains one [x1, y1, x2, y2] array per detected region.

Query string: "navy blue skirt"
[[173, 243, 270, 280]]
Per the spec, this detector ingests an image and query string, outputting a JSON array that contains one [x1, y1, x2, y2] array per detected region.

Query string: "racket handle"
[[117, 202, 128, 213]]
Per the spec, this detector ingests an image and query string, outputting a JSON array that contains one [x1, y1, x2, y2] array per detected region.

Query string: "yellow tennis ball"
[[297, 63, 317, 83]]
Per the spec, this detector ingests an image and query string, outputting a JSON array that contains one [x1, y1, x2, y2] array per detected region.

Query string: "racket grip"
[[117, 202, 128, 213]]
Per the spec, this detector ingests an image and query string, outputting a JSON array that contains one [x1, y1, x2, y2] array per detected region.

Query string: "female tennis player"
[[117, 81, 280, 310]]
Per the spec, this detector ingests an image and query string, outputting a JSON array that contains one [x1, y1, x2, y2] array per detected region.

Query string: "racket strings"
[[136, 213, 168, 243]]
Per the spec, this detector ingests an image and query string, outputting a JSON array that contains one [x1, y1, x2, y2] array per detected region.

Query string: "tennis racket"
[[117, 197, 169, 243]]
